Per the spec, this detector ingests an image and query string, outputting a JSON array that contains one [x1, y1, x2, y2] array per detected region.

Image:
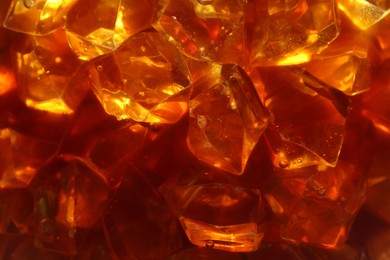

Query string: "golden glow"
[[307, 34, 319, 45], [277, 52, 311, 65], [373, 119, 390, 135], [265, 194, 284, 216], [0, 67, 15, 95], [161, 84, 184, 96], [368, 176, 388, 187], [112, 95, 130, 110], [195, 3, 217, 18], [180, 217, 263, 252], [25, 98, 74, 114], [40, 0, 63, 22], [0, 128, 11, 139], [338, 0, 389, 30], [66, 193, 75, 225], [15, 166, 36, 180], [86, 28, 115, 48], [115, 8, 124, 31], [113, 8, 128, 47]]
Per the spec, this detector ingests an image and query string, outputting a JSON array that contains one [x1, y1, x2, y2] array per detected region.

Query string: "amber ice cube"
[[65, 0, 158, 60], [103, 166, 182, 259], [264, 167, 311, 221], [337, 0, 390, 30], [364, 117, 390, 223], [84, 122, 148, 188], [12, 29, 88, 114], [88, 123, 147, 168], [247, 0, 339, 65], [3, 0, 77, 35], [369, 14, 390, 63], [0, 0, 13, 29], [134, 118, 196, 184], [153, 0, 247, 64], [59, 94, 152, 188], [187, 64, 268, 175], [0, 189, 34, 234], [0, 128, 57, 188], [360, 59, 390, 126], [301, 22, 371, 96], [89, 31, 191, 123], [302, 53, 371, 96], [281, 161, 366, 248], [162, 181, 265, 252], [259, 67, 346, 169], [32, 158, 114, 254], [74, 221, 112, 260]]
